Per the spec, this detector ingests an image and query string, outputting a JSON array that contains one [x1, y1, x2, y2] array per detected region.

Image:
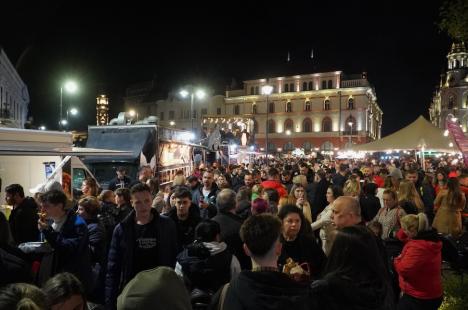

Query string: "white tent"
[[350, 116, 458, 153]]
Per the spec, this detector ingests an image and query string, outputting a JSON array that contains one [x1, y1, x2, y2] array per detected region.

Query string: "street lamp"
[[60, 81, 78, 130], [180, 87, 206, 134], [262, 84, 273, 165], [169, 120, 175, 126], [348, 121, 353, 147]]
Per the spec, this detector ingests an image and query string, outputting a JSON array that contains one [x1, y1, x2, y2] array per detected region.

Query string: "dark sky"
[[0, 0, 451, 134]]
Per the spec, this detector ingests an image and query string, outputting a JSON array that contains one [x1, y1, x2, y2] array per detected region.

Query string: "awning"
[[0, 146, 133, 156]]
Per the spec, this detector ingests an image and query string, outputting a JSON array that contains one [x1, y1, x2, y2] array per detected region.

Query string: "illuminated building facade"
[[96, 94, 109, 126]]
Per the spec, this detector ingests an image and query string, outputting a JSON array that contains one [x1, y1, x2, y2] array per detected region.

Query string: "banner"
[[446, 117, 468, 166]]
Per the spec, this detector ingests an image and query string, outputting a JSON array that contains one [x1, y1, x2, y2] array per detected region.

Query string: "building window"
[[267, 142, 276, 151], [267, 119, 276, 133], [345, 115, 357, 134], [269, 102, 275, 113], [448, 95, 455, 109], [305, 101, 311, 111], [348, 98, 354, 110], [322, 80, 327, 89], [255, 86, 259, 95], [234, 105, 240, 115], [160, 112, 164, 121], [284, 119, 294, 131], [324, 99, 330, 110], [322, 117, 332, 132], [216, 107, 221, 115], [303, 141, 312, 151], [286, 101, 292, 112], [328, 80, 333, 89], [252, 103, 257, 114], [284, 141, 294, 151], [285, 84, 289, 92], [169, 110, 175, 119], [302, 82, 307, 91], [201, 108, 207, 115], [321, 141, 333, 151], [290, 83, 294, 92], [250, 87, 254, 95], [308, 81, 313, 90], [303, 118, 312, 132]]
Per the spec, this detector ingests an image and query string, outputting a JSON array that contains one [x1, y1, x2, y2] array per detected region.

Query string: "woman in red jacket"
[[394, 213, 442, 310]]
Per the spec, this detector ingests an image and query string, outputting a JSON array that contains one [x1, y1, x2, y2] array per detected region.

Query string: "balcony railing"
[[340, 79, 369, 88]]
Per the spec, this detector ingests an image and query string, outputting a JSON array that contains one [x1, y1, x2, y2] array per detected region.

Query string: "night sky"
[[0, 0, 451, 134]]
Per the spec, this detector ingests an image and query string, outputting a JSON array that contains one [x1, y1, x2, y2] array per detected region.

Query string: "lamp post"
[[261, 84, 273, 165], [180, 87, 206, 134], [60, 81, 78, 130], [348, 121, 353, 147]]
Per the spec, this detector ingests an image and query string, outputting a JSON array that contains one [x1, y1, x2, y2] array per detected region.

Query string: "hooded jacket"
[[394, 229, 442, 299], [212, 270, 313, 310], [105, 209, 178, 309], [310, 276, 394, 310], [9, 197, 39, 244], [117, 266, 191, 310]]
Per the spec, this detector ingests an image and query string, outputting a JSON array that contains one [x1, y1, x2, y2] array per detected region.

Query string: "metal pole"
[[349, 124, 352, 145], [191, 92, 194, 133], [60, 87, 63, 130], [265, 94, 269, 166]]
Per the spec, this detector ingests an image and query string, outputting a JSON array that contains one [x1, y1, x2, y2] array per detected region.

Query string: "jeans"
[[397, 293, 442, 310]]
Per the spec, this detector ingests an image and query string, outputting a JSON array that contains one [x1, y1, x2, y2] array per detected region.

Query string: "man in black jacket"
[[211, 214, 313, 310], [5, 184, 39, 245], [107, 167, 133, 191], [212, 189, 250, 270], [168, 187, 201, 253], [105, 183, 177, 309]]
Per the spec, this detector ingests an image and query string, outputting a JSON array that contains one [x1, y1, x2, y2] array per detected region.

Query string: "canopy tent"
[[350, 116, 459, 153]]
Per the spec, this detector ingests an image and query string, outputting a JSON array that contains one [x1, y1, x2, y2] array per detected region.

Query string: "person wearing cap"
[[108, 167, 133, 191]]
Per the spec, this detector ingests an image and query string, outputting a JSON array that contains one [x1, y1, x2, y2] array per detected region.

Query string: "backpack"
[[0, 248, 32, 286]]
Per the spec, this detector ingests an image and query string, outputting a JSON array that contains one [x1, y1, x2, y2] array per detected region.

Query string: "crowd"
[[1, 155, 467, 310]]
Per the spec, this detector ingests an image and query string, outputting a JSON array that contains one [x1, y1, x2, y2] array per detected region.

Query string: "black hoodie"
[[310, 276, 394, 310], [211, 270, 313, 310]]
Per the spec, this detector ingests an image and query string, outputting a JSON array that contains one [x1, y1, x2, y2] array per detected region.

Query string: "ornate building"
[[202, 71, 382, 153], [96, 94, 109, 125], [0, 47, 29, 128], [430, 42, 468, 130]]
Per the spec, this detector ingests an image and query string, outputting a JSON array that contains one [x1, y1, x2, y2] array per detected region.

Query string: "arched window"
[[286, 101, 292, 112], [303, 141, 312, 151], [252, 103, 257, 114], [255, 86, 259, 95], [284, 141, 294, 151], [284, 119, 294, 131], [324, 99, 330, 110], [267, 142, 276, 151], [348, 98, 354, 110], [303, 118, 312, 132], [234, 105, 240, 115], [250, 87, 254, 95], [302, 82, 308, 91], [267, 119, 276, 133], [305, 101, 311, 111], [290, 83, 294, 92], [322, 80, 327, 89], [345, 115, 356, 134], [268, 101, 275, 113], [285, 84, 289, 92], [322, 117, 332, 132], [448, 95, 455, 109], [328, 80, 333, 89], [308, 81, 313, 90]]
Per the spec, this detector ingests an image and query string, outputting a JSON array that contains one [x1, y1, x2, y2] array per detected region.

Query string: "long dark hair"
[[324, 225, 389, 285], [447, 177, 463, 207]]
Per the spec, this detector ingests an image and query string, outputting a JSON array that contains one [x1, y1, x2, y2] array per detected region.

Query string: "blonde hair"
[[0, 283, 47, 310], [400, 213, 429, 235], [343, 179, 361, 197], [398, 180, 424, 212], [292, 175, 308, 187], [172, 175, 186, 186]]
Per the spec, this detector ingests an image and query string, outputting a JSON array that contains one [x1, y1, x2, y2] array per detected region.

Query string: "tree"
[[438, 0, 468, 42]]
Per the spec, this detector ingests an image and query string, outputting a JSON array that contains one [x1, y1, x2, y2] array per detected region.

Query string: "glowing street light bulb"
[[64, 81, 78, 93], [169, 121, 175, 126], [69, 108, 78, 115], [128, 110, 136, 117], [444, 130, 449, 136], [195, 89, 206, 99], [179, 90, 189, 98], [285, 129, 291, 135]]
